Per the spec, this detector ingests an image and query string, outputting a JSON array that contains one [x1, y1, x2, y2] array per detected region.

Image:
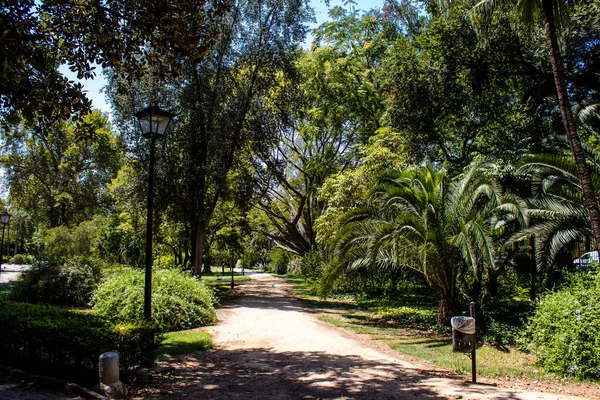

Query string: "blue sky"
[[60, 0, 384, 114]]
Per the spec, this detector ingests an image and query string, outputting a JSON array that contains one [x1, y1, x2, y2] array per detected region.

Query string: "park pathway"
[[134, 273, 594, 400]]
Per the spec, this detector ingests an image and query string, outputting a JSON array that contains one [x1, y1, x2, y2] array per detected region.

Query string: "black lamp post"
[[135, 105, 174, 320], [0, 211, 12, 277]]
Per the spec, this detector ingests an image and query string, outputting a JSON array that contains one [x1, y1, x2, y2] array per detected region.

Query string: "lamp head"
[[134, 105, 175, 137]]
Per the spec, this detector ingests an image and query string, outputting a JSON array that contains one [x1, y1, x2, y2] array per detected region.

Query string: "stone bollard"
[[94, 352, 127, 399]]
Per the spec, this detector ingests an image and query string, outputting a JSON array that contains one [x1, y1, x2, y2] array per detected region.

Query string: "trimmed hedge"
[[0, 301, 160, 383]]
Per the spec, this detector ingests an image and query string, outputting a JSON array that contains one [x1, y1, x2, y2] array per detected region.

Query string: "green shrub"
[[0, 301, 160, 382], [8, 253, 30, 265], [10, 258, 102, 307], [301, 248, 327, 280], [92, 267, 217, 332], [523, 265, 600, 379], [269, 248, 291, 275], [43, 226, 73, 261]]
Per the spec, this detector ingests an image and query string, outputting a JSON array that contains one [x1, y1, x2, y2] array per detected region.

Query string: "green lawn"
[[160, 329, 214, 357]]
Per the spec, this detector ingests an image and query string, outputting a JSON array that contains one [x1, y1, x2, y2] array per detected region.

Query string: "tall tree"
[[255, 9, 392, 255], [385, 0, 552, 166], [1, 111, 122, 226], [109, 0, 312, 275], [470, 0, 600, 255]]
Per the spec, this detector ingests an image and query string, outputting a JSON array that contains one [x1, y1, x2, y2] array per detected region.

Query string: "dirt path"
[[133, 273, 596, 400]]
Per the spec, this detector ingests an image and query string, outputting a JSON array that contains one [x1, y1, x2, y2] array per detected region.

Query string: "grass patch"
[[283, 275, 552, 381], [161, 330, 214, 357], [318, 313, 547, 379]]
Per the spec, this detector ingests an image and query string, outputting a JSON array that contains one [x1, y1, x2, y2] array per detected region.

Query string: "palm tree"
[[328, 161, 526, 324], [470, 0, 600, 256], [512, 137, 600, 270]]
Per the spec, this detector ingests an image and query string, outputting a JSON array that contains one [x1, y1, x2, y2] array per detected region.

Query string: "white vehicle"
[[573, 251, 599, 268]]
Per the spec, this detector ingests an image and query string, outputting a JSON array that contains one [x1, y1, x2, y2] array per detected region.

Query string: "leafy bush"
[[269, 248, 291, 275], [8, 253, 30, 265], [41, 219, 104, 262], [43, 226, 73, 261], [287, 257, 302, 275], [523, 265, 600, 379], [300, 248, 327, 280], [0, 301, 160, 383], [92, 267, 217, 331], [10, 258, 102, 307]]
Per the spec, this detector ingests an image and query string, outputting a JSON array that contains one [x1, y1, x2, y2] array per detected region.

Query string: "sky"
[[60, 0, 385, 114]]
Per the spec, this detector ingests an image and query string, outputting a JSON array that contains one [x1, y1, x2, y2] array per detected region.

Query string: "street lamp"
[[0, 211, 12, 277], [135, 105, 174, 320]]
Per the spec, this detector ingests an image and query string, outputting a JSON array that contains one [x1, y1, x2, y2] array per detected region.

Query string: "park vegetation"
[[1, 0, 599, 382]]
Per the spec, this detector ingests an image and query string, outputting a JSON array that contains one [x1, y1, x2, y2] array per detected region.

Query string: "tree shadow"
[[132, 347, 525, 400]]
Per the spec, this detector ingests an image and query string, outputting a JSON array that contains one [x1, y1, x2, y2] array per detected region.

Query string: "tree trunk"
[[193, 222, 206, 277], [542, 0, 600, 255], [530, 236, 537, 301], [485, 267, 499, 297], [438, 294, 460, 325], [203, 254, 212, 275]]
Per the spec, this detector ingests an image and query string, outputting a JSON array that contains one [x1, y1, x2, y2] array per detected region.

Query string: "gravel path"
[[134, 273, 595, 400]]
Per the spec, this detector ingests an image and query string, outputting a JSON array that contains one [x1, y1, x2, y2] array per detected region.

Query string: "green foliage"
[[297, 248, 328, 292], [8, 253, 30, 265], [92, 267, 217, 332], [1, 112, 122, 227], [0, 301, 160, 381], [330, 161, 526, 324], [10, 259, 102, 307], [40, 218, 105, 262], [43, 226, 73, 261], [269, 248, 291, 275], [523, 266, 600, 379]]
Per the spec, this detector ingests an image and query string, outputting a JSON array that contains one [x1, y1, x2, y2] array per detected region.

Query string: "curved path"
[[136, 273, 593, 400]]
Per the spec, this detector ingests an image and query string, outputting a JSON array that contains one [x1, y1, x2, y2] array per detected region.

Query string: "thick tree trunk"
[[438, 294, 460, 325], [542, 0, 600, 255]]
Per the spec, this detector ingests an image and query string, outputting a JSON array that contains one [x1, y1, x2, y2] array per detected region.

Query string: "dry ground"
[[131, 273, 599, 400]]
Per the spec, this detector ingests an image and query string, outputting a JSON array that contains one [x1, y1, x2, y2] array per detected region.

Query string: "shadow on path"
[[135, 347, 521, 400]]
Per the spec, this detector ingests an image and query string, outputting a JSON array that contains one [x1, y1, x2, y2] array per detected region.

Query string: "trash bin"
[[451, 316, 475, 353]]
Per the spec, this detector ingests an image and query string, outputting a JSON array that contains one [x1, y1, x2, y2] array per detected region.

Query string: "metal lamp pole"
[[135, 106, 174, 321], [0, 212, 12, 277]]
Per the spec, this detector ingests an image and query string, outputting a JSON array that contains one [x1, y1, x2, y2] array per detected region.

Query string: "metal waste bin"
[[451, 316, 475, 353]]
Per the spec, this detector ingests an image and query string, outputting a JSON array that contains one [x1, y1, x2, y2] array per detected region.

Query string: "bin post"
[[469, 301, 476, 383]]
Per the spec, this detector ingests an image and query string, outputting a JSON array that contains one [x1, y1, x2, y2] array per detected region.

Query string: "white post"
[[95, 352, 127, 398]]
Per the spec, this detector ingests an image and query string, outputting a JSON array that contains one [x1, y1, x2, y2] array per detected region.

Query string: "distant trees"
[[255, 8, 391, 255]]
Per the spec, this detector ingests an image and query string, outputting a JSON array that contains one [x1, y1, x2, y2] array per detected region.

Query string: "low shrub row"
[[0, 301, 160, 384]]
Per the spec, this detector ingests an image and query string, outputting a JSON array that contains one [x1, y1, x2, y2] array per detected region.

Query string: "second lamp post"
[[0, 211, 12, 277], [135, 105, 175, 321]]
